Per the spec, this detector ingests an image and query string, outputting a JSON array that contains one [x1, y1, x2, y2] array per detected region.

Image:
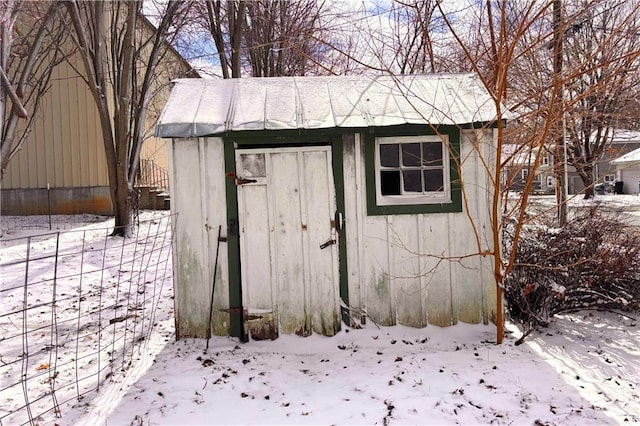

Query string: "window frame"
[[374, 135, 451, 206], [364, 126, 463, 216]]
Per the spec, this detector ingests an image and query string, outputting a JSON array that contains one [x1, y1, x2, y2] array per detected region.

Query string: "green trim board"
[[363, 125, 463, 216], [223, 138, 244, 340], [331, 135, 350, 326]]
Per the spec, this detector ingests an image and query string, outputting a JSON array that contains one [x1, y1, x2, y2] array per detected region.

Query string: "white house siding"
[[620, 168, 640, 194], [343, 130, 497, 328], [169, 137, 229, 338]]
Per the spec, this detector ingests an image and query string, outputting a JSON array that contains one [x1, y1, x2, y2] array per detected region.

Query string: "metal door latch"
[[320, 239, 336, 249]]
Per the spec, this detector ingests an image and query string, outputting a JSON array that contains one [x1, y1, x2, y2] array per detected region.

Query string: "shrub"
[[503, 207, 640, 339]]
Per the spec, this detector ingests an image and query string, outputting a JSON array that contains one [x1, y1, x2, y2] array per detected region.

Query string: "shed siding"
[[170, 137, 229, 338], [343, 130, 496, 328]]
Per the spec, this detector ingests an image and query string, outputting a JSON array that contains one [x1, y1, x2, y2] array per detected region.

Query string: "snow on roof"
[[611, 146, 640, 165], [156, 74, 503, 138], [609, 129, 640, 143]]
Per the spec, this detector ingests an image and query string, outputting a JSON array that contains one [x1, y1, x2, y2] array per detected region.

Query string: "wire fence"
[[0, 213, 175, 426]]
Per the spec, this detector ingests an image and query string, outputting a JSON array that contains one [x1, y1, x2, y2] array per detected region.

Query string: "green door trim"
[[223, 133, 350, 338]]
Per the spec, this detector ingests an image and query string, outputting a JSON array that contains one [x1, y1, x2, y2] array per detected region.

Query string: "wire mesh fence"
[[0, 212, 175, 426]]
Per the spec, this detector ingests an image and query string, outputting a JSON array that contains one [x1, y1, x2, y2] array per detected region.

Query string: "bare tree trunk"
[[229, 0, 244, 78], [64, 0, 190, 236]]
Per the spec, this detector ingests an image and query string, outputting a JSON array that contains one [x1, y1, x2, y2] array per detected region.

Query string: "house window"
[[375, 136, 450, 206], [364, 127, 463, 216], [521, 169, 528, 180], [546, 176, 555, 187], [604, 174, 615, 183]]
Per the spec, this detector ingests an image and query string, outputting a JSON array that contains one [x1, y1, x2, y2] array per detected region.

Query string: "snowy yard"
[[68, 312, 639, 425], [1, 201, 639, 425]]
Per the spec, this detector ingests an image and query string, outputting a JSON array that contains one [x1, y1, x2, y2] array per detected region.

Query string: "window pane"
[[422, 142, 443, 167], [401, 143, 421, 167], [381, 171, 401, 195], [240, 153, 266, 177], [423, 169, 444, 192], [402, 170, 422, 192], [380, 144, 399, 167]]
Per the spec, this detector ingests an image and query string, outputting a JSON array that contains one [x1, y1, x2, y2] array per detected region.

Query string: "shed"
[[611, 146, 640, 195], [157, 74, 501, 340]]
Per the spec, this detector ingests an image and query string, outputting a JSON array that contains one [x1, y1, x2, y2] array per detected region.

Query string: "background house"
[[502, 130, 640, 195], [611, 146, 640, 195], [501, 144, 554, 194], [1, 13, 196, 216], [157, 74, 501, 341]]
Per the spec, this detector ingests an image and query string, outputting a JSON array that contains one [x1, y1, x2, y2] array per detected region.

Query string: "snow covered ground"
[[1, 202, 639, 426], [61, 311, 640, 426]]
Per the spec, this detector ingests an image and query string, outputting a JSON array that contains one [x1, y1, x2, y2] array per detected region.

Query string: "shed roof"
[[156, 74, 502, 138]]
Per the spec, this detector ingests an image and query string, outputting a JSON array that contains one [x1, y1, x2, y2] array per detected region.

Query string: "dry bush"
[[504, 207, 640, 339]]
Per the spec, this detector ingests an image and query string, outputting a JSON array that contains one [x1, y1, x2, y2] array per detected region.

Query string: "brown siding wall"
[[3, 58, 107, 190]]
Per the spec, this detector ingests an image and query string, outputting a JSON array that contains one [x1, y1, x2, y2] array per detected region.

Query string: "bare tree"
[[1, 1, 68, 178], [191, 0, 328, 78], [243, 0, 325, 77], [561, 0, 640, 198], [388, 0, 447, 74], [63, 0, 193, 236], [202, 0, 245, 78]]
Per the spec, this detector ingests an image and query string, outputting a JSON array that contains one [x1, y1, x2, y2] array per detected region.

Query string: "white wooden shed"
[[156, 74, 501, 340]]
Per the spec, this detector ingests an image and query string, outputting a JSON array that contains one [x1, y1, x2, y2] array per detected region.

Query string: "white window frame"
[[604, 174, 616, 183], [374, 135, 451, 206]]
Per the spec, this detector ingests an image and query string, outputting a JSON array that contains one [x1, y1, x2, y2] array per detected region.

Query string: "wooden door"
[[235, 146, 340, 339]]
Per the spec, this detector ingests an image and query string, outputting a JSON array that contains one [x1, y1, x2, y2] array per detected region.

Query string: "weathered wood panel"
[[389, 215, 425, 327], [449, 130, 484, 324], [362, 215, 395, 326], [170, 138, 208, 339], [342, 134, 365, 313], [270, 151, 307, 334], [343, 131, 496, 328], [302, 150, 339, 336], [420, 214, 453, 327], [237, 147, 339, 338], [202, 138, 230, 336]]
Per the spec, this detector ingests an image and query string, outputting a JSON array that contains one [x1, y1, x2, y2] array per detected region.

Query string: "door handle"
[[320, 239, 336, 249]]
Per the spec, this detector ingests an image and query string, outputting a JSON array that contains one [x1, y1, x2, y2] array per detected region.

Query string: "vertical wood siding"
[[170, 137, 230, 339], [173, 130, 497, 338], [343, 130, 497, 328]]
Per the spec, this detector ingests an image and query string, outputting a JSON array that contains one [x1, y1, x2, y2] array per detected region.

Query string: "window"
[[365, 127, 463, 215], [604, 174, 615, 183], [375, 136, 450, 206]]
